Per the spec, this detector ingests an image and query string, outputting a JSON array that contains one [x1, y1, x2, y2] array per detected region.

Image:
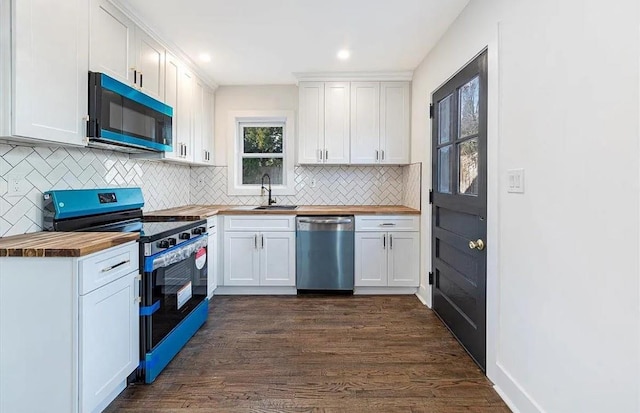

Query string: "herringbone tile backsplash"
[[1, 143, 421, 237]]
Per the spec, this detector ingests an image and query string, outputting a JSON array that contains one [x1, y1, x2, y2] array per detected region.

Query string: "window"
[[228, 111, 295, 196], [240, 123, 284, 185]]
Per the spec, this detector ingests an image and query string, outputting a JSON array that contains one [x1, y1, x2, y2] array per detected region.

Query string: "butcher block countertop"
[[144, 205, 420, 220], [0, 232, 139, 257]]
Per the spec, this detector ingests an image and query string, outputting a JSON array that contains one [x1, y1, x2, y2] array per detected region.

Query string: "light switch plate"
[[507, 169, 525, 193]]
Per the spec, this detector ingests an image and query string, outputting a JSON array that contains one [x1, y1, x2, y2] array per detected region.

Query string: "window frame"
[[227, 110, 296, 196]]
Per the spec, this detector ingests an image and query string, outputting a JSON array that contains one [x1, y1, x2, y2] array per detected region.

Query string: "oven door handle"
[[146, 236, 207, 272]]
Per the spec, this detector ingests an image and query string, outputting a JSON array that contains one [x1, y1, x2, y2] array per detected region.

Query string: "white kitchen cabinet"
[[193, 79, 215, 165], [355, 215, 419, 287], [351, 81, 410, 165], [0, 241, 140, 413], [89, 0, 136, 86], [89, 0, 165, 100], [379, 82, 411, 164], [161, 53, 194, 163], [0, 0, 88, 146], [223, 216, 296, 287], [298, 81, 350, 164], [207, 216, 218, 297]]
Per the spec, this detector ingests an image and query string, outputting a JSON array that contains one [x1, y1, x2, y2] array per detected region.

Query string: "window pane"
[[438, 94, 452, 144], [458, 139, 478, 195], [242, 158, 283, 185], [243, 126, 283, 154], [458, 76, 480, 139], [438, 145, 451, 194]]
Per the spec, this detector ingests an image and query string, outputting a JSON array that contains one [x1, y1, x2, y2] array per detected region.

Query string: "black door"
[[431, 50, 488, 370]]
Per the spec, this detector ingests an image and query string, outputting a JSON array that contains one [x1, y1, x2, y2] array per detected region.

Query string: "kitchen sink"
[[253, 205, 298, 210]]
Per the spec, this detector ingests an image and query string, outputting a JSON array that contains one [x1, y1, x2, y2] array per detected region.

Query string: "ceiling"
[[121, 0, 470, 85]]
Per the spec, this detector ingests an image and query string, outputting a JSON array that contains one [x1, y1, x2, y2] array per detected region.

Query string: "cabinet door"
[[13, 0, 88, 145], [380, 82, 410, 164], [79, 271, 139, 413], [177, 66, 194, 161], [135, 29, 164, 100], [207, 229, 217, 297], [224, 232, 260, 286], [324, 82, 350, 164], [192, 79, 206, 164], [259, 232, 295, 286], [387, 231, 419, 286], [350, 82, 380, 164], [89, 0, 136, 85], [354, 232, 387, 286], [164, 53, 180, 160], [298, 82, 324, 164], [201, 87, 215, 165]]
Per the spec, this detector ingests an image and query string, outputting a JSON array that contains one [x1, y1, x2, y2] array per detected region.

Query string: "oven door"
[[141, 236, 208, 353]]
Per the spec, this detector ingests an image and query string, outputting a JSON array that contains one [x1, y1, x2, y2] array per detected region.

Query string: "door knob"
[[469, 239, 485, 251]]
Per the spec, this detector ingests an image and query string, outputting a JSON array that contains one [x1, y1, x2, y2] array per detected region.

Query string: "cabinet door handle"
[[132, 69, 137, 85], [375, 150, 379, 161], [140, 73, 143, 88], [261, 234, 264, 249], [101, 259, 130, 273], [383, 234, 386, 249], [254, 234, 258, 249], [319, 149, 323, 161], [381, 150, 385, 161], [325, 149, 328, 160], [389, 234, 393, 249]]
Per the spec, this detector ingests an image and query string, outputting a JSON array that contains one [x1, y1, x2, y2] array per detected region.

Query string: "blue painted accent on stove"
[[44, 188, 144, 220], [140, 300, 160, 316], [100, 73, 173, 117], [143, 298, 209, 383]]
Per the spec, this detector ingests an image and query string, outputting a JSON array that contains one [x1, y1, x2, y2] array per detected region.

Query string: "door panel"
[[350, 82, 380, 164], [387, 232, 419, 286], [324, 82, 350, 164], [432, 50, 487, 370], [354, 232, 387, 286], [135, 29, 164, 100], [298, 82, 325, 164], [224, 232, 259, 285], [380, 82, 410, 164], [260, 232, 295, 286]]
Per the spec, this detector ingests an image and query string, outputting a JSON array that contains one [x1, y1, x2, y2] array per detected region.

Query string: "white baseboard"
[[489, 361, 545, 413], [415, 284, 431, 307], [354, 287, 418, 295], [213, 286, 297, 295]]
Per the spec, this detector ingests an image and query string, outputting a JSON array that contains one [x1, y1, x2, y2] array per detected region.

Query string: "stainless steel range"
[[43, 187, 209, 383]]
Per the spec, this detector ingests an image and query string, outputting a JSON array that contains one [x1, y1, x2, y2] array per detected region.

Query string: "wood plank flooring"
[[105, 295, 510, 412]]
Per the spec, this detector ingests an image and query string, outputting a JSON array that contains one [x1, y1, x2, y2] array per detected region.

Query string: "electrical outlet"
[[507, 169, 525, 193], [6, 174, 27, 197], [310, 178, 316, 188]]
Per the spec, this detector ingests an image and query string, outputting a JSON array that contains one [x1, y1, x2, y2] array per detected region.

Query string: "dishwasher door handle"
[[297, 218, 353, 225]]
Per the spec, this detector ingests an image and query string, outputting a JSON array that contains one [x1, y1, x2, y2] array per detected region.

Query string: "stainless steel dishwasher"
[[296, 216, 354, 292]]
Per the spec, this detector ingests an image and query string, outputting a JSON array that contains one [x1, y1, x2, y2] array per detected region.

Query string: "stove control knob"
[[179, 232, 191, 240], [168, 237, 177, 246], [156, 240, 170, 249], [192, 226, 206, 235]]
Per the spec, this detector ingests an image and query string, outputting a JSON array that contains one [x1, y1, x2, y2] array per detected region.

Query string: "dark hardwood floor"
[[106, 295, 510, 412]]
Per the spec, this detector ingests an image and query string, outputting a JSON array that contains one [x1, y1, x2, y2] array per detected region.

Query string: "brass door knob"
[[469, 239, 485, 251]]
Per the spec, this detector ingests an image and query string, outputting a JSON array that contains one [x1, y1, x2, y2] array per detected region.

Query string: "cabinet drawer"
[[79, 242, 139, 295], [207, 216, 218, 230], [224, 215, 295, 232], [355, 215, 420, 232]]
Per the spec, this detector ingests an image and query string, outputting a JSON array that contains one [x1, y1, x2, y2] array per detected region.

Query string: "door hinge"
[[429, 190, 433, 204], [428, 272, 434, 285], [429, 103, 434, 119]]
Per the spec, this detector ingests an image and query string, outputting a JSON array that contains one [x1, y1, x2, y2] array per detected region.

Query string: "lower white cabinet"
[[223, 215, 296, 287], [355, 231, 418, 287], [0, 241, 140, 413], [207, 216, 218, 297]]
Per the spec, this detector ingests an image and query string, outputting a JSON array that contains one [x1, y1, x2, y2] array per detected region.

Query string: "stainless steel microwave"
[[87, 71, 172, 153]]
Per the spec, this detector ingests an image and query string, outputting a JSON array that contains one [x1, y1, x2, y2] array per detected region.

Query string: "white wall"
[[213, 85, 298, 165], [411, 1, 640, 412]]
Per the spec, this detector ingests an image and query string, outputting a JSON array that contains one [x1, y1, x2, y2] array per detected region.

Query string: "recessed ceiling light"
[[199, 53, 212, 62], [337, 49, 351, 60]]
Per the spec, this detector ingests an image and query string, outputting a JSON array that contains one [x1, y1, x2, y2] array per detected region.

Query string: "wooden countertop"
[[144, 205, 420, 220], [0, 232, 139, 258]]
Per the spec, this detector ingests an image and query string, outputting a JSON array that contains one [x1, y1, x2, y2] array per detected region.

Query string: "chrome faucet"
[[261, 173, 276, 206]]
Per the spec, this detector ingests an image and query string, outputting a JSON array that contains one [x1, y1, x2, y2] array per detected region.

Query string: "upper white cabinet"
[[351, 81, 410, 165], [298, 81, 350, 164], [1, 0, 88, 146], [298, 79, 410, 165], [89, 0, 165, 100], [193, 78, 215, 165]]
